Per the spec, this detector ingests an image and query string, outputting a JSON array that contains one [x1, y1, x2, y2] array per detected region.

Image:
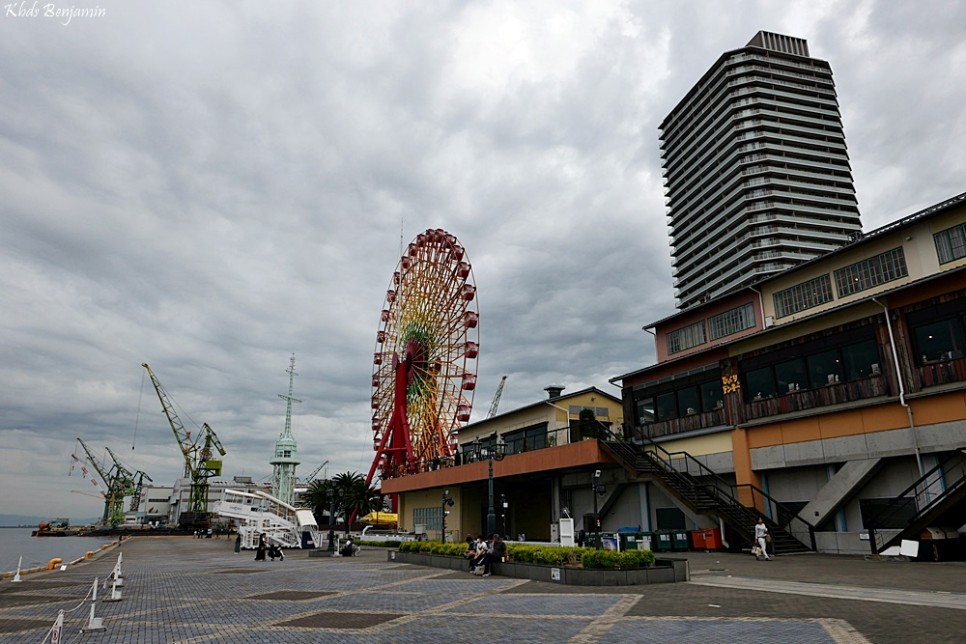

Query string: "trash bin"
[[618, 532, 637, 551], [690, 528, 722, 551], [671, 530, 690, 551], [619, 532, 651, 551], [652, 530, 673, 552], [638, 531, 653, 551]]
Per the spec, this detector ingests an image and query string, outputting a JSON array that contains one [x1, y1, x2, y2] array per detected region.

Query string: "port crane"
[[488, 375, 508, 418], [299, 460, 329, 485], [142, 362, 227, 528], [105, 446, 153, 513], [72, 438, 131, 528]]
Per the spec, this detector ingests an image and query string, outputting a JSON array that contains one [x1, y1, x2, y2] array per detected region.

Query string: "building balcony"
[[744, 374, 888, 421], [380, 438, 613, 495]]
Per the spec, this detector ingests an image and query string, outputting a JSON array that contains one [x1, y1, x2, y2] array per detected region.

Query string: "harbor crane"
[[105, 446, 152, 513], [299, 460, 329, 485], [73, 438, 131, 528], [488, 375, 508, 418], [142, 362, 227, 528]]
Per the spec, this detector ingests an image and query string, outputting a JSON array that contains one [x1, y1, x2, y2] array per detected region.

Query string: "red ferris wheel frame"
[[365, 228, 479, 489]]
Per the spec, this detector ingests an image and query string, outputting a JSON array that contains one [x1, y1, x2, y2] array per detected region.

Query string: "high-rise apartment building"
[[660, 31, 862, 309]]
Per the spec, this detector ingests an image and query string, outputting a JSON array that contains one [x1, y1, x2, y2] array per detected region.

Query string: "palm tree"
[[330, 471, 382, 532]]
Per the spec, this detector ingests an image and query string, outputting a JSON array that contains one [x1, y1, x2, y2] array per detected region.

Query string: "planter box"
[[388, 552, 689, 586]]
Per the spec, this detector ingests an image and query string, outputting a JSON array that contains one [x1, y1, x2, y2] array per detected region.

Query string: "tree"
[[578, 408, 599, 440], [323, 471, 383, 533]]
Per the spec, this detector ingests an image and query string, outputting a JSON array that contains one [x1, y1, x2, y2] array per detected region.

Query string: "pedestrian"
[[234, 534, 241, 554], [754, 517, 772, 561], [255, 533, 267, 561]]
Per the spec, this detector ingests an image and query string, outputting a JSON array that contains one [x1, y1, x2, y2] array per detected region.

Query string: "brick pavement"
[[1, 537, 964, 643]]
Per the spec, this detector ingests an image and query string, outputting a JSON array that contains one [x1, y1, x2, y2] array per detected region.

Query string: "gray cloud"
[[2, 0, 963, 518]]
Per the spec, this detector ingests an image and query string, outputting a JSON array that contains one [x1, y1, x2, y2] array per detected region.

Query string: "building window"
[[908, 299, 966, 364], [667, 320, 707, 354], [708, 303, 756, 340], [773, 274, 833, 318], [741, 337, 881, 402], [632, 371, 722, 425], [503, 423, 549, 454], [834, 247, 908, 296], [567, 406, 611, 417], [413, 506, 442, 531], [934, 222, 966, 264]]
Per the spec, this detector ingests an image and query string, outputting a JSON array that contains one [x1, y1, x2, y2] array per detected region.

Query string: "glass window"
[[636, 396, 655, 424], [774, 358, 807, 393], [842, 339, 880, 380], [709, 303, 756, 340], [773, 274, 834, 318], [700, 379, 724, 411], [913, 318, 966, 363], [666, 320, 707, 354], [677, 386, 700, 416], [807, 349, 841, 387], [934, 222, 966, 264], [744, 366, 776, 401], [656, 392, 678, 421], [834, 248, 908, 296]]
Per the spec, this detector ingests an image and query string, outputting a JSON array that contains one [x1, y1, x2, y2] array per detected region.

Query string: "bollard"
[[80, 578, 106, 632], [12, 556, 22, 583]]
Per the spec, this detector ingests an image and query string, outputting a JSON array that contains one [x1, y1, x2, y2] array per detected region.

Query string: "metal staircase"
[[600, 434, 814, 554], [867, 450, 966, 556]]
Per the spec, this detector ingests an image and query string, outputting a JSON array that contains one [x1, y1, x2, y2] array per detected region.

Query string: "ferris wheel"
[[366, 228, 479, 483]]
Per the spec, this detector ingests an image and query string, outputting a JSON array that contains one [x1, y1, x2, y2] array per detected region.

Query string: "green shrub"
[[578, 548, 655, 570], [355, 539, 400, 548]]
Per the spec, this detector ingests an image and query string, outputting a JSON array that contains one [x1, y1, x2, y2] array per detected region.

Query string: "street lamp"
[[473, 436, 506, 535], [326, 484, 336, 553], [592, 469, 605, 549], [441, 489, 455, 542]]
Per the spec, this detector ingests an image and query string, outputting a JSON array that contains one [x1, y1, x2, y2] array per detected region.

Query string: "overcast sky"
[[2, 1, 964, 520]]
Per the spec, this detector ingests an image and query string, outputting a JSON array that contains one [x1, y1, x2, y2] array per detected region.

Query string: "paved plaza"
[[1, 536, 964, 643]]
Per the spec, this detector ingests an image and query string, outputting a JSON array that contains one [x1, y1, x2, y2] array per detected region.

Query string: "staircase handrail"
[[866, 450, 966, 555], [732, 483, 817, 551], [606, 429, 815, 549]]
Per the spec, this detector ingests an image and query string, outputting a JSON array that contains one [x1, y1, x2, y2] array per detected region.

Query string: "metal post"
[[501, 494, 507, 537], [442, 490, 454, 542], [593, 470, 602, 550], [326, 485, 336, 553], [486, 455, 496, 535]]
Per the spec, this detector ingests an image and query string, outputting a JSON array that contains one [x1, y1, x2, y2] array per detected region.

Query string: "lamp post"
[[326, 484, 336, 553], [472, 436, 506, 536], [592, 469, 605, 549], [441, 489, 454, 542]]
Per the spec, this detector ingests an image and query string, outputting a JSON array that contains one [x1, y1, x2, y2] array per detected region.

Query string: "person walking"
[[754, 517, 772, 560], [234, 534, 241, 554], [254, 533, 267, 561]]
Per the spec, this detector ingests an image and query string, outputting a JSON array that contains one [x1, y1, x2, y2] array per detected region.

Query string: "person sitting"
[[340, 539, 359, 557], [462, 536, 478, 568], [468, 535, 488, 575]]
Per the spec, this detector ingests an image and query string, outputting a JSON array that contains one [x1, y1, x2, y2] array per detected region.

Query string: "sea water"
[[0, 527, 118, 574]]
